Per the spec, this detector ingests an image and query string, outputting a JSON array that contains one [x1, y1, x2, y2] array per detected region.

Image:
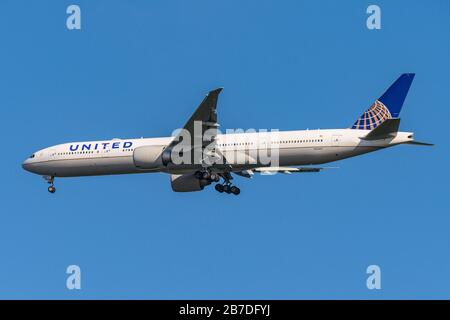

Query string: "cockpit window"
[[30, 154, 35, 158]]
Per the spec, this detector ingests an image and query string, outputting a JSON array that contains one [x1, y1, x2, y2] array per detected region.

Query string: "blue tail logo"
[[351, 73, 415, 130]]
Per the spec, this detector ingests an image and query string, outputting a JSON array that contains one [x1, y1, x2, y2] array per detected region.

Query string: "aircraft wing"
[[166, 88, 225, 167]]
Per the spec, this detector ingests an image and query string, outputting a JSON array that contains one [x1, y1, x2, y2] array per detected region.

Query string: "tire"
[[230, 186, 240, 195], [223, 184, 231, 194], [215, 184, 224, 193], [48, 186, 56, 193], [202, 172, 211, 180]]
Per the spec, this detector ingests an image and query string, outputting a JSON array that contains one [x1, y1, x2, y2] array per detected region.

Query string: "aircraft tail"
[[351, 73, 415, 130], [362, 118, 400, 140]]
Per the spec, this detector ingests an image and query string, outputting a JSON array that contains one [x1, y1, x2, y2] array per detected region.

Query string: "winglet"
[[208, 88, 223, 96]]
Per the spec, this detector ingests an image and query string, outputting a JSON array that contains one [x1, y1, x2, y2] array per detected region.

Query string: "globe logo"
[[352, 100, 392, 130]]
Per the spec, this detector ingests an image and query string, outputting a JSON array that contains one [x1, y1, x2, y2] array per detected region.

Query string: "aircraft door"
[[331, 135, 342, 146]]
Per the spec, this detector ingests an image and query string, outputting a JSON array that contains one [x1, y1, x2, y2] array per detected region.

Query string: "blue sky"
[[0, 0, 449, 299]]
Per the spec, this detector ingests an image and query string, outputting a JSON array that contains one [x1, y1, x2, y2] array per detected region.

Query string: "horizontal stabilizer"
[[363, 118, 400, 140], [406, 141, 434, 146], [254, 166, 337, 175]]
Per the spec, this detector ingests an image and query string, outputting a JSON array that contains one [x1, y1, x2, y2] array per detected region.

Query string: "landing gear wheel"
[[202, 171, 211, 180], [223, 184, 231, 194], [210, 173, 220, 182], [215, 184, 224, 193], [48, 186, 56, 193], [230, 186, 240, 195]]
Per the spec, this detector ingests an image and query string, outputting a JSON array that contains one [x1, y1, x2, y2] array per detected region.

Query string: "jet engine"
[[170, 173, 211, 192], [133, 145, 165, 169]]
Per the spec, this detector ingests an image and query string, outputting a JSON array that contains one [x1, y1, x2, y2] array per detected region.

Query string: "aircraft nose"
[[22, 158, 32, 171]]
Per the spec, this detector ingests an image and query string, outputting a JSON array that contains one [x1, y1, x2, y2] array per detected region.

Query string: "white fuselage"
[[22, 128, 413, 178]]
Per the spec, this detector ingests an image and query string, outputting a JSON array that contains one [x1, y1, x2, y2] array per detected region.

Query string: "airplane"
[[22, 73, 432, 195]]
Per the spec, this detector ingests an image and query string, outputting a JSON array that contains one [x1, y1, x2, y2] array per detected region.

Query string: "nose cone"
[[22, 158, 32, 171]]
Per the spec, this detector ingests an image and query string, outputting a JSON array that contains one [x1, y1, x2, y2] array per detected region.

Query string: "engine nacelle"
[[170, 173, 210, 192], [133, 145, 165, 169]]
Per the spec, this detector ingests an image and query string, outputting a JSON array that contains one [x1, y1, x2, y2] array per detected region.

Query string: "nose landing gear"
[[43, 176, 56, 194]]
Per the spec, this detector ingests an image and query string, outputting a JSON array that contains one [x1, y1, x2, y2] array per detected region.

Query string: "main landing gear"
[[214, 183, 240, 195], [194, 170, 241, 195], [43, 176, 56, 193], [214, 172, 240, 196]]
